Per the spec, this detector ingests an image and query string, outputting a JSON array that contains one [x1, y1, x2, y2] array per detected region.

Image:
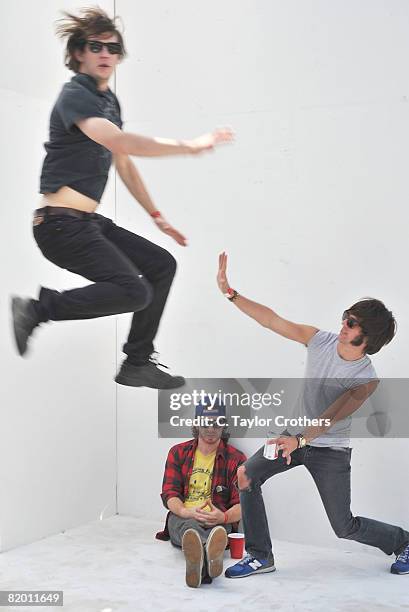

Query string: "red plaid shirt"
[[156, 438, 247, 540]]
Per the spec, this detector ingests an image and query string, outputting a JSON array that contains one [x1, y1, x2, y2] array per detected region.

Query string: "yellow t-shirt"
[[184, 449, 216, 510]]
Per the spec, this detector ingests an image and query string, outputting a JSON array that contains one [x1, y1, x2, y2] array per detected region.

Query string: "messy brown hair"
[[347, 297, 397, 355], [55, 6, 126, 73]]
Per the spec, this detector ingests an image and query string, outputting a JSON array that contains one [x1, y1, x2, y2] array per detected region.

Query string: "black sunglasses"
[[342, 311, 361, 329], [84, 40, 122, 55]]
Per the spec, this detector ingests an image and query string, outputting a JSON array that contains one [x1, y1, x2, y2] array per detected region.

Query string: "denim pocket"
[[33, 214, 44, 227], [33, 217, 63, 239], [33, 217, 85, 254]]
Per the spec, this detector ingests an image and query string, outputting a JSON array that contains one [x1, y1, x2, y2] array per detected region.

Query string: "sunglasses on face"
[[85, 40, 122, 55], [342, 311, 361, 329]]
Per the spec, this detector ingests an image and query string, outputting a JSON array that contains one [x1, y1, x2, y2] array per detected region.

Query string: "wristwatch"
[[225, 288, 239, 302], [295, 433, 307, 448]]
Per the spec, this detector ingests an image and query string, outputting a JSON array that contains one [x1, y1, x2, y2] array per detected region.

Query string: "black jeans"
[[240, 445, 409, 561], [33, 211, 176, 365]]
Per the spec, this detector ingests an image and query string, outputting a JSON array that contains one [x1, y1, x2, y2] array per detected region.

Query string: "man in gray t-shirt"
[[286, 329, 378, 447], [216, 252, 409, 578]]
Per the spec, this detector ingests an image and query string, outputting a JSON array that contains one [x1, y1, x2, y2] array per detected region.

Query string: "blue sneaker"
[[225, 553, 276, 579], [391, 543, 409, 575]]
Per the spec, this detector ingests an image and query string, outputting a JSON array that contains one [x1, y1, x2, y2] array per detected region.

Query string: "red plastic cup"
[[228, 533, 245, 559]]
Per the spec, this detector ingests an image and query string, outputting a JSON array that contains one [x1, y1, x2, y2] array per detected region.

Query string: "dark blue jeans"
[[240, 444, 409, 561], [33, 211, 176, 364]]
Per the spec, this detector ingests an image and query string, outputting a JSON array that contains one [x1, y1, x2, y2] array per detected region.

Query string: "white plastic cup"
[[263, 432, 277, 460]]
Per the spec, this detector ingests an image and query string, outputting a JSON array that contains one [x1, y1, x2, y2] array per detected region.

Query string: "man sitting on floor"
[[156, 397, 246, 587]]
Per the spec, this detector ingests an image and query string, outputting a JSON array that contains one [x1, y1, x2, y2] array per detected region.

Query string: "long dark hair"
[[347, 297, 396, 355], [55, 6, 127, 73]]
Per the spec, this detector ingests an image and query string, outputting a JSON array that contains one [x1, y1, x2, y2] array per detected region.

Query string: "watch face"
[[296, 434, 306, 447]]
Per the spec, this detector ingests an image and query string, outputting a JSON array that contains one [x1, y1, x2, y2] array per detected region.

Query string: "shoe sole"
[[114, 375, 144, 387], [390, 568, 409, 574], [114, 374, 185, 389], [206, 527, 228, 578], [11, 297, 28, 356], [225, 565, 276, 579], [182, 529, 203, 588]]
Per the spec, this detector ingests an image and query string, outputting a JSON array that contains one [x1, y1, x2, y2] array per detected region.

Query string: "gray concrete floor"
[[0, 516, 407, 612]]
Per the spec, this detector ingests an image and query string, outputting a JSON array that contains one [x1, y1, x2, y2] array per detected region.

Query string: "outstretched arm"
[[76, 118, 233, 157], [217, 252, 318, 345]]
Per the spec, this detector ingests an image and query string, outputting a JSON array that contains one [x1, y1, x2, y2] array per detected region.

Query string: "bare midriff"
[[39, 186, 99, 213]]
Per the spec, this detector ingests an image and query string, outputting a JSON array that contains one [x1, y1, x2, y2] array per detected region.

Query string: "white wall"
[[116, 0, 409, 554], [1, 1, 117, 552], [2, 0, 408, 555]]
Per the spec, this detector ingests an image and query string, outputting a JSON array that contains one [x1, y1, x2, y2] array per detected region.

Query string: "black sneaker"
[[11, 297, 40, 356], [115, 360, 185, 389], [201, 574, 213, 585]]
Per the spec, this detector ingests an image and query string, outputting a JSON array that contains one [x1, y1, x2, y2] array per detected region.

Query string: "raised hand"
[[217, 251, 230, 294]]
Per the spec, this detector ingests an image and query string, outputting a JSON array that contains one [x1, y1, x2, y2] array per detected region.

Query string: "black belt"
[[34, 206, 97, 219]]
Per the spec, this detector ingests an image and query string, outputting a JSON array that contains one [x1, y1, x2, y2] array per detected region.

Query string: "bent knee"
[[237, 465, 252, 491], [163, 250, 177, 276], [125, 276, 153, 309], [154, 247, 177, 276], [333, 518, 356, 540], [334, 528, 351, 539]]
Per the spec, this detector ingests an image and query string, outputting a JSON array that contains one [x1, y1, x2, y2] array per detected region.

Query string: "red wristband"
[[224, 511, 229, 524], [151, 211, 162, 218]]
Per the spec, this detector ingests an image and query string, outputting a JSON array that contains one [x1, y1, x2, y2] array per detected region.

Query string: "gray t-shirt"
[[287, 330, 378, 447]]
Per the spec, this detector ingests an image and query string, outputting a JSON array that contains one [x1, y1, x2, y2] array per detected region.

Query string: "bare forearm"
[[118, 162, 157, 214], [231, 294, 279, 328], [225, 503, 241, 523], [112, 132, 190, 157], [230, 294, 317, 343], [217, 253, 318, 344], [301, 382, 378, 443], [167, 497, 188, 518], [78, 119, 233, 157]]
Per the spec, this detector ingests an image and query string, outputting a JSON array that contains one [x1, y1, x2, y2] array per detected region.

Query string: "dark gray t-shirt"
[[287, 330, 378, 447], [40, 73, 123, 202]]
